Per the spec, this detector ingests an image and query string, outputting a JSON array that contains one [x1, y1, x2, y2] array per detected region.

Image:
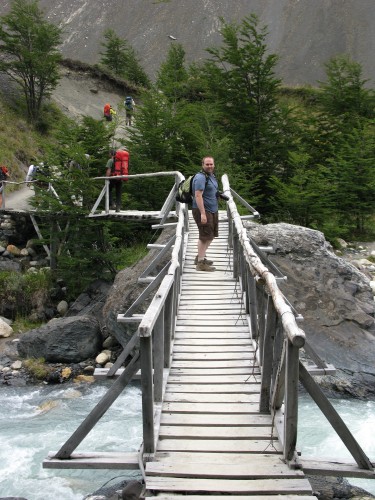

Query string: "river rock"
[[245, 222, 375, 397], [96, 351, 110, 365], [17, 315, 102, 363], [57, 300, 68, 315], [0, 318, 13, 338]]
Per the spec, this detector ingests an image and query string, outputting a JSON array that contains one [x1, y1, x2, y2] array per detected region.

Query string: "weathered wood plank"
[[43, 451, 139, 469], [174, 338, 252, 345], [150, 496, 317, 500], [146, 460, 304, 478], [158, 425, 275, 440], [169, 367, 260, 375], [163, 392, 259, 403], [156, 438, 281, 454], [173, 345, 254, 353], [172, 352, 256, 361], [145, 477, 311, 494], [165, 383, 260, 394], [162, 402, 261, 414], [167, 374, 261, 384], [159, 413, 272, 427], [175, 329, 250, 336], [299, 459, 375, 478], [171, 360, 257, 368], [154, 452, 284, 464], [178, 304, 244, 311]]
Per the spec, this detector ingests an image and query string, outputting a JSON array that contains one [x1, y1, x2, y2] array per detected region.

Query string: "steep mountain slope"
[[1, 0, 374, 87]]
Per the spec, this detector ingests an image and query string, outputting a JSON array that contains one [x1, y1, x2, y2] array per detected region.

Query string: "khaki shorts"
[[192, 209, 219, 242]]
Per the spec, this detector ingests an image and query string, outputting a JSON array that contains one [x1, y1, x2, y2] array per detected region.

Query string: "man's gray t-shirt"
[[192, 172, 218, 213]]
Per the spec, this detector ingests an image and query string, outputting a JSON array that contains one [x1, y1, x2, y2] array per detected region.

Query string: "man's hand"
[[200, 213, 207, 224]]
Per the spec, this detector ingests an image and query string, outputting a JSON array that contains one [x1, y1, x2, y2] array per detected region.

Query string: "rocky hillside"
[[1, 0, 374, 87]]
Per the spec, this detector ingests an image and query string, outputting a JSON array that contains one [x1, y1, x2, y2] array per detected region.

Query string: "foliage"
[[0, 268, 51, 318], [100, 29, 150, 87], [156, 42, 188, 101], [23, 357, 50, 379], [200, 15, 294, 211], [0, 0, 62, 123], [318, 55, 374, 118]]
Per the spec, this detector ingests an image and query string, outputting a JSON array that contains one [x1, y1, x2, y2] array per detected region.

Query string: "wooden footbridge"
[[4, 172, 374, 497]]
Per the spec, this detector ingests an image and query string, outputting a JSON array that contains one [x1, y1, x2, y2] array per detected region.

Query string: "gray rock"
[[245, 222, 375, 397], [17, 315, 102, 363], [102, 228, 175, 347], [0, 260, 21, 272]]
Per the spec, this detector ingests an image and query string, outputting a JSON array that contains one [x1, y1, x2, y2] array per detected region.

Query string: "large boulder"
[[102, 228, 175, 347], [17, 315, 102, 363], [246, 222, 375, 397]]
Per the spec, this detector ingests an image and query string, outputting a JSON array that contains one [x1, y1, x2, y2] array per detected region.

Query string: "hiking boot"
[[116, 207, 121, 212], [196, 260, 216, 272], [194, 255, 213, 265]]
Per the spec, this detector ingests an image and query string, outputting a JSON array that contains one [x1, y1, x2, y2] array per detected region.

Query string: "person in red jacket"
[[0, 165, 10, 208], [105, 148, 129, 212]]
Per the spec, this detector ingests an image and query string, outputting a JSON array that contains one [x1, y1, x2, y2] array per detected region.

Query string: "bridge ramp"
[[145, 213, 315, 498]]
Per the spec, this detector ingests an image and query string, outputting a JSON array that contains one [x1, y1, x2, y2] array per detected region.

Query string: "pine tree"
[[100, 29, 150, 87], [0, 0, 62, 123]]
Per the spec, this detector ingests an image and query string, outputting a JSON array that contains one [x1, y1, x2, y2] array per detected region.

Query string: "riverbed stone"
[[0, 318, 13, 338], [17, 315, 102, 363]]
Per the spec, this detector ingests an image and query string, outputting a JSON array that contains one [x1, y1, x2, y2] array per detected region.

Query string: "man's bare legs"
[[197, 238, 213, 261]]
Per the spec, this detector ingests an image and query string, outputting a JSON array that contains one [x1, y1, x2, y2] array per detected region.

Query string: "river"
[[0, 383, 374, 500]]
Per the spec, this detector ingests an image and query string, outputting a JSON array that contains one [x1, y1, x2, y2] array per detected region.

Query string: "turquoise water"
[[0, 382, 143, 499], [0, 384, 374, 499], [297, 395, 375, 496]]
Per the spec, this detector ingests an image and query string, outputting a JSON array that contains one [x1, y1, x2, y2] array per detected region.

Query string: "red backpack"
[[111, 150, 129, 180], [103, 103, 111, 116]]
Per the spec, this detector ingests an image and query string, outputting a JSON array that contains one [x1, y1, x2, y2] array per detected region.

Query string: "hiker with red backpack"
[[0, 165, 10, 208], [105, 148, 129, 212]]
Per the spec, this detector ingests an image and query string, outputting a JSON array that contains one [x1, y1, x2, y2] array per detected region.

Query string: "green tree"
[[100, 29, 126, 74], [326, 126, 375, 235], [100, 29, 150, 87], [0, 0, 62, 123], [201, 15, 293, 211], [319, 55, 374, 118], [156, 42, 188, 101]]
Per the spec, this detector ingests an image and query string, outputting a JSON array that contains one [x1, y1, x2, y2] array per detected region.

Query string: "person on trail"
[[124, 96, 135, 126], [105, 148, 129, 212], [0, 165, 10, 208], [192, 156, 220, 272], [103, 103, 111, 121]]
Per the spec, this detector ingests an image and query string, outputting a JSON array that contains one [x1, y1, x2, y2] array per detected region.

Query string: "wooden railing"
[[222, 173, 373, 473]]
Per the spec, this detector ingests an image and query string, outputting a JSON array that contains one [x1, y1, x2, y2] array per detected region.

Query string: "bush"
[[0, 269, 52, 318], [23, 357, 50, 380]]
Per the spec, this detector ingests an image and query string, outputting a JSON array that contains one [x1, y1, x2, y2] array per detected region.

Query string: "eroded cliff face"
[[1, 0, 374, 86]]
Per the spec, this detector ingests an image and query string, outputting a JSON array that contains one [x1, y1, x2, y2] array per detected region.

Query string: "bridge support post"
[[284, 340, 299, 461], [154, 310, 164, 402], [164, 287, 174, 367], [140, 336, 155, 454], [259, 295, 277, 413]]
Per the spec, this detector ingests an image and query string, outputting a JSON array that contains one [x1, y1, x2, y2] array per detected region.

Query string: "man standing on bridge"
[[192, 156, 219, 272]]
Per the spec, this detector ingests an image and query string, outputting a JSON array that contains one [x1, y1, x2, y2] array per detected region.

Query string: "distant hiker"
[[124, 96, 135, 126], [105, 148, 130, 212], [26, 162, 49, 187], [104, 102, 113, 121], [0, 165, 10, 208]]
